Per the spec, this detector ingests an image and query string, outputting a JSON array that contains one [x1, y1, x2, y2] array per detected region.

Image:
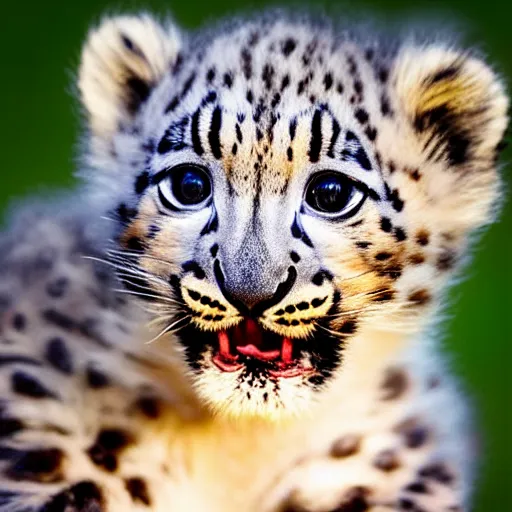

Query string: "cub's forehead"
[[143, 19, 392, 194], [149, 19, 395, 120]]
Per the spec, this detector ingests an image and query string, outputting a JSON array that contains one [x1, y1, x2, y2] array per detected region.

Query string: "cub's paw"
[[397, 462, 464, 511], [263, 428, 464, 512]]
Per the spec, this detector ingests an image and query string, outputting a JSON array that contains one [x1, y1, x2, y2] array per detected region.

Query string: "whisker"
[[145, 315, 192, 345], [335, 270, 374, 282], [313, 322, 344, 340], [106, 249, 175, 267], [112, 288, 179, 305]]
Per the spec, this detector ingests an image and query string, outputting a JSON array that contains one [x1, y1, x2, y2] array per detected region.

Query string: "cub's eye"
[[304, 172, 366, 218], [158, 164, 212, 210]]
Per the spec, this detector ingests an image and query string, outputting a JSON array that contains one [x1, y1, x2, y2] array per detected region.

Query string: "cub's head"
[[78, 13, 508, 417]]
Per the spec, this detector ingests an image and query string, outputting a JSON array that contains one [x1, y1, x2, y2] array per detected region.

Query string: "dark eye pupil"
[[306, 174, 352, 214], [172, 168, 211, 205]]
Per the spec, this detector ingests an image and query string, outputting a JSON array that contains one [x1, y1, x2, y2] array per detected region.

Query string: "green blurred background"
[[1, 0, 510, 508]]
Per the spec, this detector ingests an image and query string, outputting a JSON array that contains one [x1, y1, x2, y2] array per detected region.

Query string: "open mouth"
[[212, 319, 313, 378]]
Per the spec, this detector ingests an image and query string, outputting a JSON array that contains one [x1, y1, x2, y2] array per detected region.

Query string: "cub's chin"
[[176, 318, 343, 418]]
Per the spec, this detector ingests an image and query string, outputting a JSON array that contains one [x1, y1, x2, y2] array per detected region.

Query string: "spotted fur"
[[0, 9, 507, 512]]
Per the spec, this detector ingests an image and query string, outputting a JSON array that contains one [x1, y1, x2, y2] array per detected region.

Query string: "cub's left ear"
[[78, 14, 181, 137], [394, 44, 508, 167]]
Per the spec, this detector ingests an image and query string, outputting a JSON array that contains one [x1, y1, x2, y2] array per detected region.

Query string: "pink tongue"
[[236, 344, 280, 361]]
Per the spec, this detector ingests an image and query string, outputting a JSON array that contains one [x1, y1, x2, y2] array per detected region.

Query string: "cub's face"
[[79, 15, 507, 416]]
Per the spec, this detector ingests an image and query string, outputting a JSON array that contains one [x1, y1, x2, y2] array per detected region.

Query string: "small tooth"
[[218, 331, 231, 356], [281, 337, 293, 363]]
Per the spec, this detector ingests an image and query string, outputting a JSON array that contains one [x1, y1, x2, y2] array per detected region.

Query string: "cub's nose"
[[213, 259, 297, 314]]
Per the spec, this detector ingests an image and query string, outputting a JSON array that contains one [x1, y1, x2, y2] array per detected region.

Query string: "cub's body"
[[0, 10, 506, 512]]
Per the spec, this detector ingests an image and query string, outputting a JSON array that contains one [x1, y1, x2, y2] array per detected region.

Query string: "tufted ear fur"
[[394, 45, 508, 168], [78, 14, 181, 137]]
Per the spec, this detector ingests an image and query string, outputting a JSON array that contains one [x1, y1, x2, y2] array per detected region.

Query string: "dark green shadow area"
[[0, 0, 510, 509]]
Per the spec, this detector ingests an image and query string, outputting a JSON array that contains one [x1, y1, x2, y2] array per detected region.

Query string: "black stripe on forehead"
[[191, 108, 204, 156], [308, 109, 323, 163], [327, 118, 341, 158], [208, 106, 223, 159]]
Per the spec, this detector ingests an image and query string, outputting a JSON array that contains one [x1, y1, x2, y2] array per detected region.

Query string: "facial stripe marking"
[[251, 266, 298, 317], [308, 109, 323, 163], [191, 108, 204, 156], [291, 214, 314, 248], [181, 261, 206, 280], [289, 118, 297, 140], [327, 118, 341, 158], [208, 106, 223, 159], [200, 210, 219, 236]]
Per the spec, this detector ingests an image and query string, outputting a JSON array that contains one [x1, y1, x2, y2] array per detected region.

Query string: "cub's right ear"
[[78, 14, 181, 137]]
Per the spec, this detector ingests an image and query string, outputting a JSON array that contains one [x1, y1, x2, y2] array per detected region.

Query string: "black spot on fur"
[[281, 74, 290, 91], [182, 261, 206, 280], [0, 417, 23, 438], [41, 481, 105, 512], [46, 277, 69, 299], [311, 297, 327, 308], [323, 72, 333, 91], [240, 48, 252, 79], [125, 76, 151, 115], [418, 463, 454, 485], [12, 313, 26, 331], [394, 417, 430, 449], [262, 64, 275, 90], [375, 252, 392, 261], [135, 397, 162, 419], [290, 251, 300, 263], [134, 171, 150, 195], [282, 38, 297, 56], [12, 371, 56, 399], [336, 486, 370, 511], [437, 249, 457, 271], [125, 477, 151, 506], [311, 270, 333, 286], [86, 365, 110, 389], [416, 230, 430, 246], [87, 429, 133, 473], [45, 337, 73, 375], [206, 68, 215, 83], [330, 434, 361, 458], [380, 217, 393, 233], [373, 449, 400, 472], [116, 203, 137, 224], [355, 108, 369, 124], [408, 289, 431, 306], [405, 481, 429, 494], [223, 72, 233, 88], [380, 367, 409, 400], [7, 448, 64, 483]]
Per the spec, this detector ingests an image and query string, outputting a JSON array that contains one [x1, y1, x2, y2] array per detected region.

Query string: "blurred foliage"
[[0, 0, 510, 509]]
